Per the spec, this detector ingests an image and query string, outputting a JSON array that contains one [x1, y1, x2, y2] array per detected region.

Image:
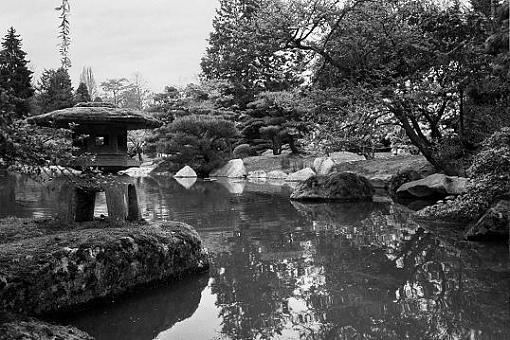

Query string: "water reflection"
[[53, 274, 209, 340], [174, 176, 197, 189], [1, 172, 509, 339]]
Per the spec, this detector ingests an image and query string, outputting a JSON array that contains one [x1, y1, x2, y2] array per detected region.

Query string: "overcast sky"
[[1, 0, 218, 92]]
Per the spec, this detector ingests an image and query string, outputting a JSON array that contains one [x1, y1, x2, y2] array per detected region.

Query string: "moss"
[[0, 220, 209, 315], [291, 172, 375, 201]]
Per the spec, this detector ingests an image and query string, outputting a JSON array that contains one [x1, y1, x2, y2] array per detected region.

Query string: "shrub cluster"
[[419, 128, 510, 221]]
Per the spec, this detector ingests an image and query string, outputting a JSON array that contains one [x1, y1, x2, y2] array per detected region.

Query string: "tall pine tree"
[[0, 27, 34, 120]]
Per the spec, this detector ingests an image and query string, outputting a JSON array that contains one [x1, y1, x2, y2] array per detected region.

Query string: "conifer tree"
[[36, 68, 74, 113], [74, 82, 91, 103], [0, 27, 34, 119]]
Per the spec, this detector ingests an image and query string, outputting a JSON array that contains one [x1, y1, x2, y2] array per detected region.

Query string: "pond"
[[1, 172, 509, 339]]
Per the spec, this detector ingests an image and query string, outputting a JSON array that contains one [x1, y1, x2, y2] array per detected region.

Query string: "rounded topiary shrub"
[[290, 172, 375, 201], [233, 144, 257, 158]]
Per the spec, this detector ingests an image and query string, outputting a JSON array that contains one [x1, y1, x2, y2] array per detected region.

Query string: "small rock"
[[174, 165, 197, 178], [286, 167, 316, 182], [313, 157, 335, 175], [210, 159, 247, 178]]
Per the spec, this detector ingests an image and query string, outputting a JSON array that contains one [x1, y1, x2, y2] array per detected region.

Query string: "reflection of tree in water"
[[209, 201, 510, 340], [301, 207, 510, 339]]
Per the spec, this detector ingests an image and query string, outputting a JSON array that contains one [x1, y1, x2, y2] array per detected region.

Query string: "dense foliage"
[[0, 28, 75, 177], [200, 0, 510, 172], [148, 115, 238, 176], [420, 127, 510, 221]]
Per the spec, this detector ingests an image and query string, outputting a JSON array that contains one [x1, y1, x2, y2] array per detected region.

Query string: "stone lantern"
[[28, 102, 161, 172]]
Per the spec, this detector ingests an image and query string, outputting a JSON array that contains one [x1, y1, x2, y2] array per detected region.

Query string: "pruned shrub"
[[233, 144, 256, 158], [150, 115, 239, 177]]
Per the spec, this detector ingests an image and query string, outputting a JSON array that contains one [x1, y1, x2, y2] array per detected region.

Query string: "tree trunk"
[[288, 136, 300, 154], [459, 88, 465, 137], [390, 106, 452, 174]]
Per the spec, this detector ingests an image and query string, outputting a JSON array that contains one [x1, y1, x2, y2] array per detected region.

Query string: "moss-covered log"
[[0, 221, 209, 315]]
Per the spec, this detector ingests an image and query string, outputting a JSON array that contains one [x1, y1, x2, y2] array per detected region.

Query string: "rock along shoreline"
[[0, 218, 209, 339]]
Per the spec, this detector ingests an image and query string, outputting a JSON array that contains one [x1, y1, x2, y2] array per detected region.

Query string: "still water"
[[1, 172, 509, 340]]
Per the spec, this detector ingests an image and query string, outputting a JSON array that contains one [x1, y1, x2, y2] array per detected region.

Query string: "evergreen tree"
[[0, 27, 34, 119], [79, 66, 97, 99], [74, 82, 91, 103], [200, 0, 303, 106], [36, 68, 74, 113]]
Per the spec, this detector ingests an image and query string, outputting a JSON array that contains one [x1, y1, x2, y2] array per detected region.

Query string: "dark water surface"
[[1, 173, 509, 340]]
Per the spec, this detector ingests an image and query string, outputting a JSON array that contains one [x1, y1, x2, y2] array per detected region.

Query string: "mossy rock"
[[0, 220, 209, 315], [290, 172, 375, 201]]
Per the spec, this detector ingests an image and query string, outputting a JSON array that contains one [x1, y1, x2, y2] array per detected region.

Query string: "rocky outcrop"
[[396, 173, 468, 198], [464, 200, 510, 241], [0, 314, 93, 340], [286, 167, 316, 182], [290, 172, 375, 201], [313, 157, 335, 175], [210, 159, 247, 178], [0, 221, 209, 315], [174, 165, 197, 178]]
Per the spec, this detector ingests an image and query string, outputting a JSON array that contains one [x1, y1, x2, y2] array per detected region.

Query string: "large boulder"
[[174, 165, 197, 178], [0, 221, 209, 315], [396, 173, 468, 198], [464, 200, 510, 241], [210, 159, 247, 178], [313, 157, 335, 175], [290, 172, 375, 201], [286, 167, 316, 182]]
